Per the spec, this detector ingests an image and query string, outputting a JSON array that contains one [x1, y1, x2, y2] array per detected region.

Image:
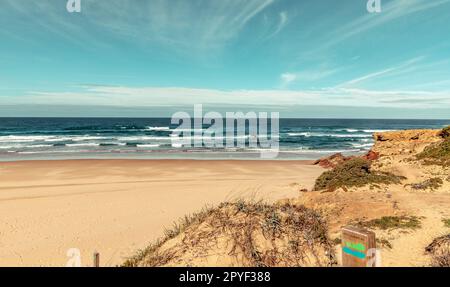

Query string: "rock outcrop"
[[372, 129, 442, 156]]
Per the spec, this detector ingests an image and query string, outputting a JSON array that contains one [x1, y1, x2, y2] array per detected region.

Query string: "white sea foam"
[[117, 136, 172, 141], [287, 132, 311, 137], [71, 136, 107, 141], [29, 144, 54, 148], [0, 135, 54, 143], [351, 143, 374, 148], [0, 135, 110, 143], [66, 143, 100, 147], [146, 126, 171, 131], [137, 144, 160, 148], [287, 132, 372, 138], [0, 146, 17, 149], [363, 129, 394, 133]]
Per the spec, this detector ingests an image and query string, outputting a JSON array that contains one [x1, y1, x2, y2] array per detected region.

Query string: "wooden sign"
[[341, 226, 377, 267]]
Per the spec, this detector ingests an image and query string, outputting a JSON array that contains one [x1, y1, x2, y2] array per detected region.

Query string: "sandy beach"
[[0, 159, 322, 267]]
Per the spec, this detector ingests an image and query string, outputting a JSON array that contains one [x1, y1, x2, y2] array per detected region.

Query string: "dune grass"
[[426, 234, 450, 267], [123, 201, 335, 267]]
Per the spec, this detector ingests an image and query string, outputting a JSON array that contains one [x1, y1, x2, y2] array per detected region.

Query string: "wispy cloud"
[[337, 56, 424, 87], [0, 0, 276, 54], [328, 0, 450, 48], [280, 67, 340, 88], [2, 85, 449, 110], [265, 11, 288, 39], [280, 73, 298, 88]]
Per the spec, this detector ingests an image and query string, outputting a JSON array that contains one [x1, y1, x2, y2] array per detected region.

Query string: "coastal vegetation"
[[313, 158, 404, 191], [123, 201, 335, 267], [443, 218, 450, 228], [417, 126, 450, 166], [426, 234, 450, 267], [356, 216, 422, 231], [410, 178, 444, 191]]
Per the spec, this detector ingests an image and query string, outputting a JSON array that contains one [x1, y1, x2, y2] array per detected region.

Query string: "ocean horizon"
[[1, 117, 449, 161]]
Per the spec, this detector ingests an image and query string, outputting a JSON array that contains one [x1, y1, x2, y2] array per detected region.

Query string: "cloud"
[[336, 0, 450, 43], [280, 73, 298, 87], [1, 85, 449, 110], [279, 67, 340, 88], [307, 0, 450, 55], [0, 0, 275, 54], [337, 56, 425, 87], [265, 11, 288, 39]]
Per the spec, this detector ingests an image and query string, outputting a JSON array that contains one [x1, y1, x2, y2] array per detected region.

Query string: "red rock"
[[314, 153, 352, 169], [363, 150, 380, 161]]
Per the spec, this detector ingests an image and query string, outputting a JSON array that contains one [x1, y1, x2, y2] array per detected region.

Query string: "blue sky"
[[1, 0, 450, 118]]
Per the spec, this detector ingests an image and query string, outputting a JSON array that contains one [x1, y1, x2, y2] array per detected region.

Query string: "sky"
[[1, 0, 450, 118]]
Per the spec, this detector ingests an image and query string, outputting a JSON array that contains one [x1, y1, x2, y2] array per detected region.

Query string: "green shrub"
[[358, 216, 421, 230], [417, 139, 450, 166], [314, 158, 404, 191], [440, 126, 450, 139], [443, 218, 450, 228], [417, 126, 450, 166]]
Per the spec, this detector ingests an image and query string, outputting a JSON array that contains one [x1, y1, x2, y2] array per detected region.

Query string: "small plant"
[[439, 125, 450, 139], [332, 238, 342, 245], [357, 216, 421, 231], [376, 238, 393, 249], [262, 211, 281, 234], [443, 218, 450, 228], [314, 158, 404, 191], [410, 178, 443, 190], [236, 199, 248, 213]]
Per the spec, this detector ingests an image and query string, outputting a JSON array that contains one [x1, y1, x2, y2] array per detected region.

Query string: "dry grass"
[[122, 205, 216, 267], [425, 234, 450, 267], [376, 238, 393, 249], [123, 200, 336, 267], [410, 178, 444, 191], [314, 158, 404, 191]]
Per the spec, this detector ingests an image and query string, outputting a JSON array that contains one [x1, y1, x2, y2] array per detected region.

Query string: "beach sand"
[[0, 159, 322, 267]]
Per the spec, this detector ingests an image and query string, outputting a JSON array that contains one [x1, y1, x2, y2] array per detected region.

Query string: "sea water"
[[0, 118, 448, 161]]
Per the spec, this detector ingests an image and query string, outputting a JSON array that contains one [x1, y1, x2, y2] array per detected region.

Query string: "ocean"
[[0, 118, 449, 161]]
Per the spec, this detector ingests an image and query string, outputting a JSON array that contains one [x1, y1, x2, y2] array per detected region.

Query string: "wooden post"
[[341, 226, 377, 267], [93, 251, 100, 267]]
